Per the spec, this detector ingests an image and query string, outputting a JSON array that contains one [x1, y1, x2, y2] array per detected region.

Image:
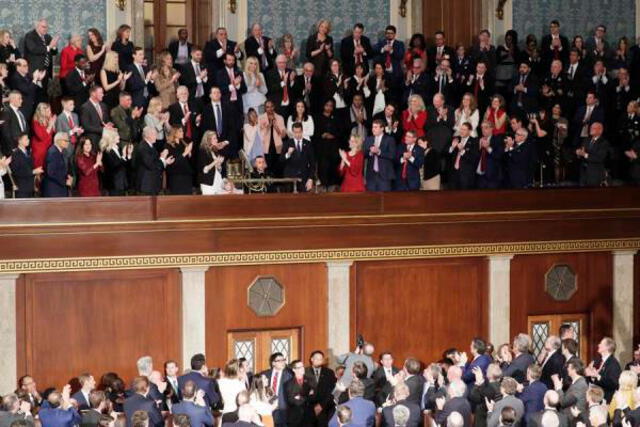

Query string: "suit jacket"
[[469, 381, 501, 427], [171, 400, 215, 427], [612, 406, 640, 427], [177, 371, 221, 410], [565, 61, 588, 101], [266, 67, 295, 107], [394, 143, 424, 191], [304, 366, 336, 410], [528, 408, 569, 427], [487, 395, 525, 427], [55, 111, 80, 145], [373, 39, 405, 77], [167, 40, 192, 68], [284, 377, 312, 426], [203, 39, 242, 74], [244, 36, 276, 71], [557, 376, 588, 416], [572, 105, 605, 145], [134, 141, 164, 194], [179, 61, 209, 101], [280, 138, 315, 182], [462, 354, 492, 386], [518, 380, 548, 421], [427, 45, 455, 72], [540, 351, 566, 389], [403, 72, 430, 105], [505, 141, 535, 189], [71, 390, 90, 411], [262, 368, 293, 425], [200, 101, 238, 157], [102, 148, 128, 193], [509, 72, 539, 113], [476, 135, 504, 188], [80, 409, 102, 427], [502, 352, 535, 383], [8, 72, 39, 119], [292, 74, 322, 113], [589, 355, 622, 403], [0, 412, 34, 427], [578, 137, 610, 187], [1, 107, 29, 155], [372, 366, 400, 407], [126, 63, 152, 107], [328, 397, 375, 427], [38, 407, 81, 427], [364, 134, 396, 182], [23, 29, 57, 75], [10, 147, 34, 196], [381, 400, 422, 427], [168, 100, 201, 142], [42, 145, 68, 197], [123, 393, 163, 427], [540, 34, 570, 65], [434, 396, 472, 427], [79, 100, 110, 147], [448, 136, 479, 189], [340, 35, 373, 76], [65, 68, 90, 107], [465, 74, 494, 112], [216, 66, 247, 110]]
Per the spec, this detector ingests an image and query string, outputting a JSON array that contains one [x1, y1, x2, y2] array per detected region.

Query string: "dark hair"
[[566, 358, 585, 376], [190, 353, 206, 370], [89, 85, 103, 95], [119, 91, 132, 99], [15, 132, 28, 145], [309, 350, 324, 359], [408, 33, 426, 50], [404, 358, 421, 375], [269, 352, 284, 366], [352, 361, 368, 379], [562, 338, 578, 356], [292, 100, 309, 121], [379, 351, 393, 361], [569, 47, 582, 58], [434, 30, 445, 37], [353, 23, 364, 31], [289, 359, 303, 369], [372, 118, 386, 128], [596, 24, 607, 32], [500, 406, 516, 426], [472, 337, 487, 354], [74, 54, 86, 63], [87, 28, 104, 46], [385, 25, 397, 34], [291, 122, 303, 131], [224, 52, 235, 61], [550, 20, 560, 27], [133, 46, 144, 56], [116, 25, 131, 41]]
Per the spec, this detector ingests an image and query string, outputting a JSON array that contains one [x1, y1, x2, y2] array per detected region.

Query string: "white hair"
[[392, 404, 410, 427], [142, 126, 157, 141], [541, 411, 560, 427], [238, 403, 257, 422], [448, 380, 466, 399], [447, 412, 464, 427], [136, 356, 153, 376]]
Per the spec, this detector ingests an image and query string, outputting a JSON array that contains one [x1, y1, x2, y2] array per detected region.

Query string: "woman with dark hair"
[[365, 62, 390, 117], [306, 19, 333, 77], [75, 136, 102, 196], [345, 63, 368, 105], [611, 37, 630, 76], [322, 59, 349, 134], [496, 30, 519, 96], [519, 34, 543, 77], [86, 28, 107, 75], [165, 125, 194, 195], [403, 33, 427, 70], [111, 24, 134, 71], [314, 98, 342, 191]]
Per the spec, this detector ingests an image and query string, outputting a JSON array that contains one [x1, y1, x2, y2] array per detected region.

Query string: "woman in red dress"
[[483, 94, 508, 136], [401, 94, 427, 139], [31, 102, 56, 170], [60, 34, 84, 80], [75, 137, 102, 196], [338, 134, 365, 192]]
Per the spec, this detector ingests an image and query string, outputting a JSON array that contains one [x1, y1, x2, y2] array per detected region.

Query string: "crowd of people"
[[1, 18, 640, 197], [2, 327, 640, 427]]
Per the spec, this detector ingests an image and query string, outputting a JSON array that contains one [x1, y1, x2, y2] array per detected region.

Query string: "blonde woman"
[[608, 370, 638, 418], [100, 130, 131, 196], [218, 359, 246, 414], [144, 97, 171, 151], [280, 33, 298, 69], [0, 29, 20, 65], [100, 51, 129, 109], [454, 93, 480, 137], [338, 134, 365, 192], [401, 94, 427, 139], [243, 108, 262, 160], [306, 19, 333, 76], [154, 51, 181, 108], [0, 155, 10, 199], [198, 131, 227, 195], [242, 56, 267, 114], [31, 103, 57, 169]]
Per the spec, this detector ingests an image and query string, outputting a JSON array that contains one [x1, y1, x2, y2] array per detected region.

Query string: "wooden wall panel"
[[422, 0, 482, 47], [17, 269, 181, 389], [205, 264, 327, 369], [510, 253, 613, 360], [354, 258, 488, 365]]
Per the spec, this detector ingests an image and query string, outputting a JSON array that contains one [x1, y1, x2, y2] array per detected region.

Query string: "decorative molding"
[[1, 238, 639, 274]]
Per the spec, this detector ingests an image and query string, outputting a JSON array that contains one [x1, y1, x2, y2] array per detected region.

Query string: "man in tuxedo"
[[427, 31, 455, 73], [200, 86, 238, 157], [127, 47, 155, 108], [8, 59, 43, 120], [364, 119, 396, 191], [518, 365, 548, 423], [169, 86, 201, 143], [572, 91, 604, 146], [203, 27, 243, 77], [1, 91, 30, 155], [64, 54, 92, 109], [402, 58, 430, 106], [340, 23, 373, 76], [262, 352, 293, 427], [576, 122, 609, 187], [381, 384, 421, 427], [71, 373, 95, 411], [280, 122, 315, 192], [266, 54, 296, 119], [304, 350, 337, 426], [504, 128, 535, 189], [244, 23, 276, 72], [539, 336, 566, 390], [42, 132, 72, 197], [111, 92, 143, 146], [216, 52, 246, 115], [292, 63, 321, 115], [167, 28, 192, 72], [177, 354, 221, 410], [38, 387, 81, 427], [123, 377, 163, 427], [23, 19, 59, 90], [10, 133, 43, 198], [80, 86, 111, 150], [476, 121, 503, 189], [171, 380, 215, 427], [134, 127, 174, 195], [328, 380, 375, 427], [372, 352, 399, 407], [510, 61, 539, 115], [284, 360, 312, 427], [374, 26, 405, 79], [394, 129, 424, 191], [179, 48, 209, 101], [540, 20, 569, 67], [447, 122, 478, 189], [465, 61, 493, 114]]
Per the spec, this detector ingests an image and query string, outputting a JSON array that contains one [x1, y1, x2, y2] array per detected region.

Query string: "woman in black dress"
[[314, 99, 342, 191], [0, 30, 20, 73], [86, 28, 107, 76], [306, 19, 333, 77], [111, 24, 134, 72], [365, 62, 390, 117], [165, 126, 194, 195], [323, 59, 349, 138], [100, 51, 128, 110]]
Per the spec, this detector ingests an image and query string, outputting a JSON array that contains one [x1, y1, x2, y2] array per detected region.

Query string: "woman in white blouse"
[[249, 375, 277, 427], [243, 108, 262, 160], [453, 92, 480, 138], [286, 100, 314, 140], [217, 359, 247, 414], [243, 56, 268, 114]]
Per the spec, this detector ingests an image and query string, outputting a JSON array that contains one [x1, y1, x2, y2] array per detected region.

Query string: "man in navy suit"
[[540, 20, 570, 68], [70, 373, 95, 411], [42, 132, 72, 197], [178, 354, 222, 410], [502, 333, 536, 384], [585, 337, 622, 403], [374, 26, 405, 79], [572, 92, 604, 146], [372, 352, 400, 407], [328, 379, 376, 427], [448, 122, 479, 189], [38, 387, 81, 427], [123, 377, 163, 427], [476, 121, 504, 189], [8, 59, 42, 120], [381, 383, 421, 427], [394, 129, 424, 191], [504, 128, 535, 189], [576, 122, 609, 187], [11, 133, 43, 198], [216, 53, 246, 116], [280, 122, 315, 193], [244, 23, 277, 72], [434, 380, 472, 427], [538, 336, 566, 390], [171, 380, 215, 427], [461, 338, 492, 388], [340, 23, 373, 76], [2, 91, 30, 155], [518, 365, 548, 425], [203, 27, 243, 77], [262, 352, 293, 427], [126, 47, 156, 108], [200, 86, 239, 158], [402, 58, 430, 107], [364, 119, 396, 191]]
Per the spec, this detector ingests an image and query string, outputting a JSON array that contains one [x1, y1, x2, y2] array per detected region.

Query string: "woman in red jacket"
[[31, 102, 56, 170], [60, 34, 84, 79], [338, 134, 365, 192], [75, 137, 102, 196], [401, 94, 427, 139]]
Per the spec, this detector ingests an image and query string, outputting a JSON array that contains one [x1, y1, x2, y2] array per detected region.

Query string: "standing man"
[[340, 23, 373, 76], [203, 27, 243, 76], [280, 122, 315, 192], [23, 19, 59, 92], [168, 28, 192, 72], [305, 351, 337, 426], [576, 122, 609, 187], [364, 119, 396, 191], [263, 352, 293, 427], [244, 23, 276, 72]]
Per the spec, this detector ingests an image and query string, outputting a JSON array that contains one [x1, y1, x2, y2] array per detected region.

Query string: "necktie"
[[373, 137, 380, 172], [43, 36, 50, 68], [296, 140, 301, 152], [385, 41, 392, 70], [281, 71, 289, 104], [454, 140, 464, 170], [16, 109, 25, 131], [258, 38, 268, 69], [138, 65, 148, 98], [94, 103, 103, 122], [553, 39, 560, 59], [215, 104, 223, 135], [68, 114, 76, 144], [401, 145, 411, 179], [228, 68, 237, 101], [315, 368, 320, 382], [195, 63, 204, 98], [355, 39, 363, 64], [474, 77, 480, 98], [183, 103, 192, 139], [479, 138, 488, 173], [439, 76, 444, 93], [569, 65, 575, 80], [272, 371, 279, 394]]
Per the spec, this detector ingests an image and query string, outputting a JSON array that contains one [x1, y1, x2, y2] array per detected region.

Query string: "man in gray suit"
[[553, 358, 588, 416], [55, 97, 84, 163], [487, 377, 525, 427], [0, 394, 34, 427]]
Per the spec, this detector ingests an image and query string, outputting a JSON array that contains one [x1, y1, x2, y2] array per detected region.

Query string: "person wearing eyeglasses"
[[262, 352, 292, 427]]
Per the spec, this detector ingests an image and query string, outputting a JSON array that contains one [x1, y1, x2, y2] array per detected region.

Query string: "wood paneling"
[[16, 269, 181, 389], [354, 258, 488, 365], [423, 0, 482, 47], [635, 254, 640, 347], [205, 264, 327, 369], [510, 253, 613, 360]]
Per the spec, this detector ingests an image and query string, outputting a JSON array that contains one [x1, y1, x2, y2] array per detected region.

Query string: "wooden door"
[[527, 313, 589, 359], [144, 0, 193, 61], [227, 328, 300, 374]]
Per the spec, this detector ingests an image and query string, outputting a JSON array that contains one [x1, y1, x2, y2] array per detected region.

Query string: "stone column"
[[180, 267, 209, 369], [326, 261, 353, 366], [613, 251, 635, 363], [488, 255, 513, 347], [0, 274, 19, 395]]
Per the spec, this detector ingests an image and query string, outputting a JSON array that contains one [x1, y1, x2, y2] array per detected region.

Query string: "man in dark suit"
[[584, 25, 610, 65], [203, 27, 243, 77], [178, 354, 222, 410], [372, 352, 399, 407], [169, 86, 201, 142], [434, 380, 472, 427], [71, 373, 95, 411], [476, 120, 504, 189], [465, 61, 494, 114], [244, 23, 276, 72], [304, 350, 336, 426], [179, 48, 209, 101], [65, 54, 92, 109], [38, 387, 81, 427], [364, 119, 396, 191], [469, 363, 502, 427], [502, 334, 536, 383], [285, 360, 312, 427], [123, 377, 163, 427], [504, 128, 535, 189], [340, 23, 373, 76], [510, 61, 539, 115], [432, 59, 456, 106], [519, 365, 548, 423], [266, 54, 296, 118], [163, 360, 181, 406], [565, 49, 587, 118], [216, 52, 247, 115], [576, 122, 609, 187], [127, 47, 155, 108], [200, 86, 238, 157], [381, 383, 421, 427], [403, 358, 426, 406], [80, 86, 111, 150], [80, 390, 110, 427], [134, 126, 174, 195], [448, 122, 479, 189], [427, 31, 455, 72], [171, 380, 215, 427], [8, 59, 42, 120], [280, 122, 315, 192], [402, 58, 430, 106], [42, 132, 72, 197], [394, 129, 424, 190], [461, 338, 492, 388], [425, 93, 454, 156], [23, 19, 58, 90], [539, 336, 566, 390], [373, 26, 405, 78], [589, 60, 611, 111], [527, 391, 569, 427], [585, 337, 622, 403], [470, 30, 497, 72], [1, 91, 30, 155], [0, 392, 34, 427], [167, 28, 192, 72], [292, 63, 321, 115], [10, 133, 42, 198], [262, 352, 293, 427], [540, 20, 570, 68], [572, 92, 605, 146]]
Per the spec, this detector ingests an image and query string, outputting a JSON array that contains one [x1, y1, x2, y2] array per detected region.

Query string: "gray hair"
[[448, 379, 466, 399], [392, 404, 410, 427], [238, 403, 256, 422], [142, 126, 157, 141], [447, 411, 464, 427], [546, 335, 561, 350], [513, 333, 532, 353], [136, 355, 153, 376], [53, 132, 69, 146]]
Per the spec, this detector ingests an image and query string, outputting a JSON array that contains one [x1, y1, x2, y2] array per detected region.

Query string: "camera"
[[356, 334, 365, 349]]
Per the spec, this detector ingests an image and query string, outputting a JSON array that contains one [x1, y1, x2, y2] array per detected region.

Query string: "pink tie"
[[228, 68, 237, 101]]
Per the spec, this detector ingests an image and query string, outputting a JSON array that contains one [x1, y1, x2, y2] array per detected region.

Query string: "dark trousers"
[[365, 173, 392, 191]]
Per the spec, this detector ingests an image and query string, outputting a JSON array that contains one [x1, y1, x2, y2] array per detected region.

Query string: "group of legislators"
[[1, 329, 639, 427], [1, 18, 640, 197]]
